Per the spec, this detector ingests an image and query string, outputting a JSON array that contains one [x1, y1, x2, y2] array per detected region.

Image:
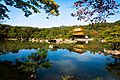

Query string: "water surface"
[[0, 41, 120, 80]]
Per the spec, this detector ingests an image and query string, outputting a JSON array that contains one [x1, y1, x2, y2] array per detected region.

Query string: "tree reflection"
[[20, 48, 52, 79], [0, 48, 52, 80], [0, 61, 28, 80], [0, 41, 49, 53], [106, 56, 120, 79]]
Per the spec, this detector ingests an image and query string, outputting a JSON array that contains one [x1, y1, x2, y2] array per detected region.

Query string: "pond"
[[0, 41, 120, 80]]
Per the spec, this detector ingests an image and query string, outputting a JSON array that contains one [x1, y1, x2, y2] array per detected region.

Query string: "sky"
[[3, 0, 120, 28]]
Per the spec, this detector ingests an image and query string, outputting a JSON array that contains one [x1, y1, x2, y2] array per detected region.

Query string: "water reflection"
[[73, 44, 86, 54], [0, 40, 112, 55], [106, 56, 120, 80], [0, 48, 52, 80], [20, 48, 52, 79], [0, 41, 120, 80], [0, 40, 49, 53], [0, 60, 27, 80]]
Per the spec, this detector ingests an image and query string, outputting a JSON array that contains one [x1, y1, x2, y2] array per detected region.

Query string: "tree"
[[72, 0, 120, 23], [0, 0, 59, 20], [101, 26, 120, 49], [101, 26, 120, 43], [0, 24, 9, 39], [20, 48, 51, 79]]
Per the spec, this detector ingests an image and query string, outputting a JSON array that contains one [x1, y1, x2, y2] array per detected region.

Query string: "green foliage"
[[0, 0, 59, 20], [86, 21, 120, 42], [0, 40, 50, 53], [86, 20, 120, 49], [101, 26, 120, 43], [0, 20, 120, 50], [20, 48, 51, 73], [0, 24, 74, 40], [86, 41, 111, 54], [0, 24, 8, 39]]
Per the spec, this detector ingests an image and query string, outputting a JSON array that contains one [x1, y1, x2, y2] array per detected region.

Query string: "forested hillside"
[[85, 20, 120, 49], [0, 20, 120, 45], [0, 24, 75, 40]]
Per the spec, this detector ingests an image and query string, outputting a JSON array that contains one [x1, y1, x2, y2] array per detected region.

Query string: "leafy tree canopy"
[[101, 25, 120, 43], [72, 0, 120, 23], [0, 0, 59, 20]]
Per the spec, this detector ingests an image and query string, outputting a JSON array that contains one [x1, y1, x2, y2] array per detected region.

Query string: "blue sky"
[[4, 0, 120, 28]]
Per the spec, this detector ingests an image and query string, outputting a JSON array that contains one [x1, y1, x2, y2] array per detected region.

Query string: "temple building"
[[72, 27, 88, 39]]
